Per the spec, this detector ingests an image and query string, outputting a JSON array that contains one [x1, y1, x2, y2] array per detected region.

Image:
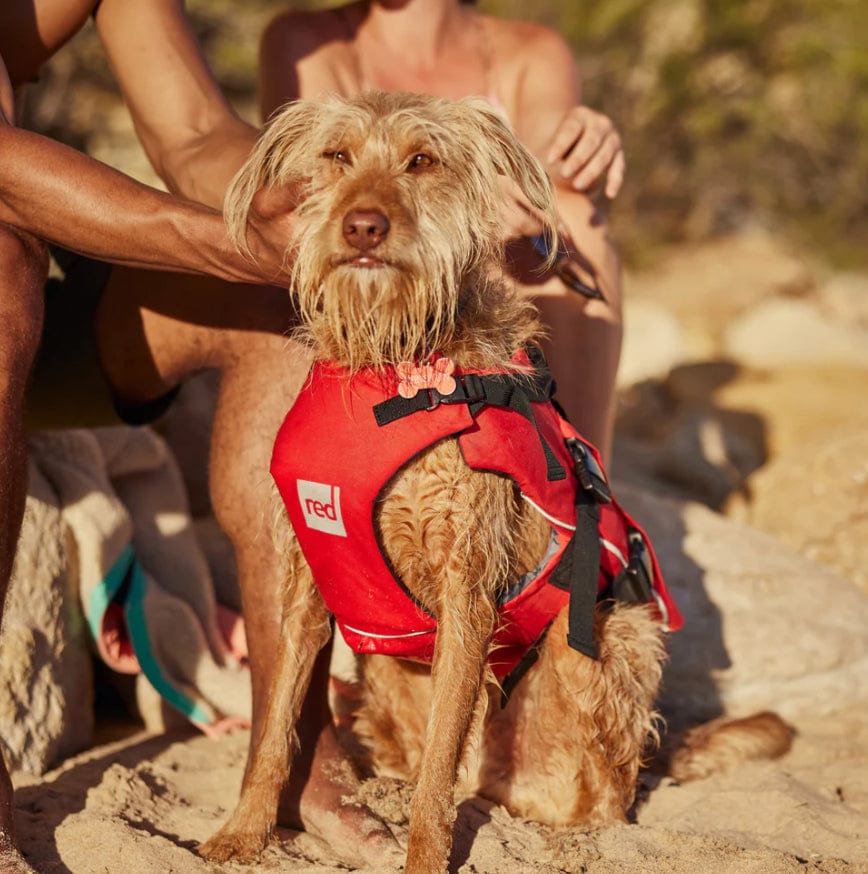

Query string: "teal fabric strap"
[[86, 544, 211, 725], [124, 561, 212, 725], [86, 544, 135, 642]]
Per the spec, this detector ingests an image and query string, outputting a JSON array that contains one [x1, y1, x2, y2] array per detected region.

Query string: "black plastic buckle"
[[627, 531, 654, 601], [565, 437, 612, 503], [438, 373, 487, 406], [424, 387, 440, 411]]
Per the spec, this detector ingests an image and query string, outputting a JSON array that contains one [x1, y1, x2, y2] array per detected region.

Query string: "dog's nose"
[[343, 209, 390, 250]]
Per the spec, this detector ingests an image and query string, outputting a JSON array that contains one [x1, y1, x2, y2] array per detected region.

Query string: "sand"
[[12, 703, 868, 873], [10, 232, 868, 873]]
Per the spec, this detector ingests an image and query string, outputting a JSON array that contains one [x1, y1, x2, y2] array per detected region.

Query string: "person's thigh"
[[0, 229, 45, 399], [0, 225, 47, 868], [94, 266, 296, 410]]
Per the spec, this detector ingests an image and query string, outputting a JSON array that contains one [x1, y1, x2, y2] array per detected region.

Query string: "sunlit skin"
[[0, 2, 394, 867], [260, 0, 624, 460]]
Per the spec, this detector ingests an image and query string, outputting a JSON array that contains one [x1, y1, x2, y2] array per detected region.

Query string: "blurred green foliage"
[[486, 0, 868, 266], [24, 0, 868, 266]]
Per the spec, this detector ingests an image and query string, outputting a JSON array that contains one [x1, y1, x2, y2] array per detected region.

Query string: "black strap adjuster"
[[438, 373, 486, 406], [565, 438, 612, 503]]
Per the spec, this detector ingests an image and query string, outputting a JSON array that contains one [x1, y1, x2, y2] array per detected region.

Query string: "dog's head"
[[226, 91, 556, 369]]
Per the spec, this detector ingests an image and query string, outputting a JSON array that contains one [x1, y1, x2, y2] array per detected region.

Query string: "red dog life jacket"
[[271, 350, 683, 686]]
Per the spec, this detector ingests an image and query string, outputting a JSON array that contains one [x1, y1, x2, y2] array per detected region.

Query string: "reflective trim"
[[600, 537, 629, 569], [651, 589, 672, 632], [343, 624, 435, 641], [520, 493, 576, 531]]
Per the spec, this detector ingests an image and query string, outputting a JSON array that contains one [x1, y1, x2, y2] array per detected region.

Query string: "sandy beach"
[[6, 231, 868, 873]]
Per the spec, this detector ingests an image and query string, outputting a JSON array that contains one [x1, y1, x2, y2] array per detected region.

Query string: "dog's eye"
[[323, 150, 351, 165], [407, 153, 435, 172]]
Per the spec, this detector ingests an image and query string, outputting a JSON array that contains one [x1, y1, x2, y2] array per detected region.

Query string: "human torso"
[[264, 4, 527, 134]]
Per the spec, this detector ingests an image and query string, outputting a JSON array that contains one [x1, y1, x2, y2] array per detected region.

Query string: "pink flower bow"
[[396, 357, 457, 399]]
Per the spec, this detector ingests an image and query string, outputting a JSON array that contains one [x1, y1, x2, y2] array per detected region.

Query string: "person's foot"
[[279, 717, 404, 868]]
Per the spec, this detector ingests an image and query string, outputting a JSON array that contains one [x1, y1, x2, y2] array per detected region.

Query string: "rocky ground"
[[5, 229, 868, 872]]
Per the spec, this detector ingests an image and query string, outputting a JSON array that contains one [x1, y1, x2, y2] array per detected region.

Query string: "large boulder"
[[723, 298, 868, 370], [744, 429, 868, 595], [616, 484, 868, 727], [618, 299, 688, 388], [0, 462, 93, 776]]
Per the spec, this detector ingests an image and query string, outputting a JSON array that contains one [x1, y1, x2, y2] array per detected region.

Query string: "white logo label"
[[297, 480, 347, 537]]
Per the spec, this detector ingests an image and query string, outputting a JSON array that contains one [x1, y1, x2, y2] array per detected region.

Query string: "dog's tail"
[[663, 711, 794, 782]]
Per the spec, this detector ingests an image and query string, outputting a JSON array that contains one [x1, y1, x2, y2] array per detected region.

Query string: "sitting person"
[[0, 2, 392, 868], [260, 0, 626, 462]]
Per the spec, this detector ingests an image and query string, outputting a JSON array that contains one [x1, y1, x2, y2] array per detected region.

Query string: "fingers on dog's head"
[[224, 100, 323, 249], [450, 97, 558, 248]]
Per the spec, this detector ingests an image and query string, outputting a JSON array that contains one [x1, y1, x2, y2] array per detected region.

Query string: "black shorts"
[[25, 248, 179, 431]]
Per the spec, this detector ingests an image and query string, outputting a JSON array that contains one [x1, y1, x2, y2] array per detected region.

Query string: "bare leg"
[[512, 192, 622, 464], [0, 226, 46, 872], [95, 267, 397, 862]]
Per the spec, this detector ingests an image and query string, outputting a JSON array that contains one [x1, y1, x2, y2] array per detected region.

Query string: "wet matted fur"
[[199, 91, 791, 873]]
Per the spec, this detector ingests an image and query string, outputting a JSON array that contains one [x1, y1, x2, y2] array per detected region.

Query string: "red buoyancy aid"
[[271, 350, 683, 683]]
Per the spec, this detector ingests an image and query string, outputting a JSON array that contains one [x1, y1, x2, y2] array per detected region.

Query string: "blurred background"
[[22, 0, 868, 268]]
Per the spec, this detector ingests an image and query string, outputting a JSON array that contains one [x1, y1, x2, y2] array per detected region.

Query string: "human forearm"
[[94, 0, 259, 211], [143, 116, 259, 210], [0, 125, 281, 283]]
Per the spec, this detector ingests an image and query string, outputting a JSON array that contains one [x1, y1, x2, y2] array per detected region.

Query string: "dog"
[[199, 91, 791, 872]]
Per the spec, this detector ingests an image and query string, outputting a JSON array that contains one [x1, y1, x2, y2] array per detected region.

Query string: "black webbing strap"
[[549, 438, 613, 661], [498, 637, 544, 707], [550, 492, 600, 659], [372, 360, 567, 482]]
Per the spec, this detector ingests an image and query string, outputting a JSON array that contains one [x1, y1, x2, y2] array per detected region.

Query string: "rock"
[[744, 429, 868, 595], [723, 298, 868, 369], [615, 362, 768, 509], [615, 363, 868, 510], [0, 461, 93, 776], [615, 484, 868, 727], [153, 370, 219, 519], [618, 299, 687, 387], [623, 230, 814, 356], [710, 365, 868, 459], [817, 271, 868, 330]]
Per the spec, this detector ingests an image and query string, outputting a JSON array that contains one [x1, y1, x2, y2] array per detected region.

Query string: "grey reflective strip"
[[343, 624, 434, 640]]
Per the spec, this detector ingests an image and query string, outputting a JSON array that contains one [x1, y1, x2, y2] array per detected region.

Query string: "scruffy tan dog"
[[199, 91, 790, 873]]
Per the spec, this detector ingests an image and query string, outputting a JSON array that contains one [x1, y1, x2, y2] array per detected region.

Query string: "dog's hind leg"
[[479, 603, 665, 827], [198, 541, 331, 864]]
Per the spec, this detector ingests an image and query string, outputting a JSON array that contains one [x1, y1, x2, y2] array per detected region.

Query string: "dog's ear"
[[459, 98, 559, 261], [223, 100, 322, 252]]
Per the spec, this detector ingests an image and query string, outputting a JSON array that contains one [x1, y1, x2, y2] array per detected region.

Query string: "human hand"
[[545, 106, 625, 199], [228, 182, 300, 286], [498, 175, 557, 241]]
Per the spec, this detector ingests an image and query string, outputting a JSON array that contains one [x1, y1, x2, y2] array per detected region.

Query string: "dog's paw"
[[197, 826, 268, 864]]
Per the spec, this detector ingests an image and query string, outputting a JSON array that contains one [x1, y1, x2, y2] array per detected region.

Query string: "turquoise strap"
[[124, 561, 212, 725], [86, 544, 135, 642], [86, 544, 212, 725]]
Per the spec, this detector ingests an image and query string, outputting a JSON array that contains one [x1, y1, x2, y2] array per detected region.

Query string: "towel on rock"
[[28, 427, 251, 735]]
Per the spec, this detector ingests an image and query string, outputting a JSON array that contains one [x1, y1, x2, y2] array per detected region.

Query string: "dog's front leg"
[[404, 591, 495, 874], [198, 547, 330, 864]]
